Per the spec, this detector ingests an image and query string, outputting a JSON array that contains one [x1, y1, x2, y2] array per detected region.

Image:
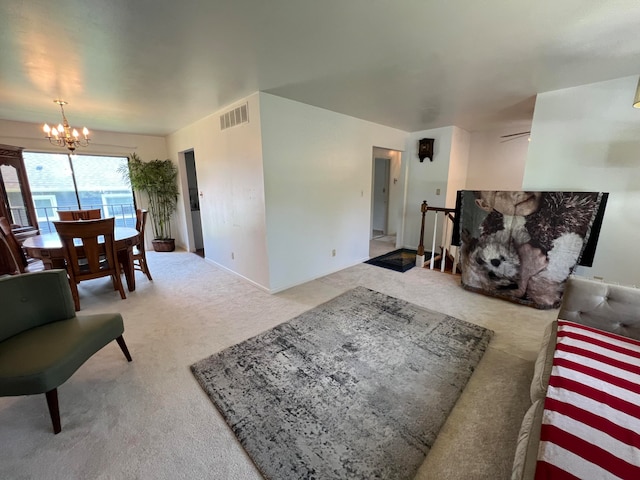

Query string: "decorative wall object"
[[455, 190, 608, 309], [418, 138, 434, 162]]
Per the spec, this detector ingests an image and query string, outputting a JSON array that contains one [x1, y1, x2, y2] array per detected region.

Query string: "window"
[[102, 193, 136, 227], [23, 152, 135, 233], [33, 194, 58, 221]]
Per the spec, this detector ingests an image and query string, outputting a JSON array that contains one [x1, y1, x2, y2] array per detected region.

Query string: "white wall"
[[387, 150, 403, 240], [447, 126, 471, 207], [403, 127, 454, 250], [524, 75, 640, 286], [259, 93, 406, 292], [166, 93, 271, 290], [466, 122, 531, 190]]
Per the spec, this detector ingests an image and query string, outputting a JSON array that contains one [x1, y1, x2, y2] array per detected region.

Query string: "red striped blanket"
[[535, 320, 640, 479]]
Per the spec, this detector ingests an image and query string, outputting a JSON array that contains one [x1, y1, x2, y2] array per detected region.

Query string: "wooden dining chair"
[[53, 217, 126, 311], [133, 209, 153, 280], [58, 209, 102, 221], [0, 217, 27, 273], [0, 216, 45, 275]]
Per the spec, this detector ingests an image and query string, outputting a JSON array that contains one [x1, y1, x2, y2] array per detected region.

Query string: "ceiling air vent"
[[220, 103, 249, 130]]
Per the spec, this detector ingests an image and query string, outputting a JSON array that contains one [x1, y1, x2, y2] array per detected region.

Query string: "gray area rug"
[[191, 287, 494, 479]]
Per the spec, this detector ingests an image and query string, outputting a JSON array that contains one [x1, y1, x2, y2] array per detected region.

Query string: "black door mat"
[[365, 248, 424, 272]]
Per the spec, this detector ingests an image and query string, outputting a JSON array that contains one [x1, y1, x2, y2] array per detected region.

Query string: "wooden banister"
[[416, 201, 459, 274], [425, 206, 455, 214], [417, 201, 427, 257]]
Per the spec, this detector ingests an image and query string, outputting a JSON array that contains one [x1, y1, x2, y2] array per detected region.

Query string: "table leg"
[[39, 257, 65, 270], [118, 248, 136, 292], [41, 258, 54, 270]]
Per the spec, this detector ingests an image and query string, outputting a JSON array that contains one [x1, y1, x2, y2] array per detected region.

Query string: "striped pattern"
[[536, 320, 640, 479]]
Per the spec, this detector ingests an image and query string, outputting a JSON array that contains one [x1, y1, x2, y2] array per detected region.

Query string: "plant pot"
[[152, 239, 175, 252]]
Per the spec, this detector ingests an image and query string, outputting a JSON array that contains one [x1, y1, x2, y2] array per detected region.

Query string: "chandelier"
[[42, 100, 90, 153]]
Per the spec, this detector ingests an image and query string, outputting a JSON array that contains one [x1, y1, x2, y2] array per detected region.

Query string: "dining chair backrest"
[[54, 217, 117, 278], [58, 209, 102, 221], [135, 209, 146, 234], [0, 216, 27, 273], [132, 209, 152, 281], [53, 217, 126, 310]]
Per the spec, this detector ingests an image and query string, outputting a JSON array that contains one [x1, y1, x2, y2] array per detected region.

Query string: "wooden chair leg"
[[68, 280, 81, 311], [112, 273, 127, 300], [111, 274, 119, 291], [116, 335, 133, 362], [141, 256, 153, 281], [45, 389, 61, 434]]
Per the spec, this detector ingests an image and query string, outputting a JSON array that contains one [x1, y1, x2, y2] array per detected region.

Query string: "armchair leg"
[[45, 389, 61, 434], [116, 335, 133, 362]]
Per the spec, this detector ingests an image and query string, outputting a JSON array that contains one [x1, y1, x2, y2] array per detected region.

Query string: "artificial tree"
[[124, 153, 179, 251]]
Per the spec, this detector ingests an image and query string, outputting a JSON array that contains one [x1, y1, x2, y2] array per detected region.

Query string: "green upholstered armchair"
[[0, 269, 132, 433]]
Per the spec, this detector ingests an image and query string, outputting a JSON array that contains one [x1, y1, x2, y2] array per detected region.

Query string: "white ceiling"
[[1, 0, 640, 136]]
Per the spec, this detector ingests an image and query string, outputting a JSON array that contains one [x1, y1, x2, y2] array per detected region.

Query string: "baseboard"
[[268, 258, 370, 294], [204, 256, 376, 295], [203, 258, 271, 293]]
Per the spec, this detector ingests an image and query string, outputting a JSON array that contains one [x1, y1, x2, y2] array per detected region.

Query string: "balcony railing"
[[10, 204, 137, 234]]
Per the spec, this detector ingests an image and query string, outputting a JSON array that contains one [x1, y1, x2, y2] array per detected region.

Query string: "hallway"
[[369, 234, 397, 258]]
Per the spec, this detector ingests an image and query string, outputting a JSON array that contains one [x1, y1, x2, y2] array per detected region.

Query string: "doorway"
[[184, 150, 204, 257], [370, 147, 402, 258], [372, 157, 390, 238]]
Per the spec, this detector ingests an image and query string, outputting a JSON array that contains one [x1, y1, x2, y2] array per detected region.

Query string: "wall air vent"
[[220, 103, 249, 130]]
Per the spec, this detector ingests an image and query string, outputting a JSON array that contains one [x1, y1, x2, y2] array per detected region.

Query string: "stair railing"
[[416, 201, 458, 273]]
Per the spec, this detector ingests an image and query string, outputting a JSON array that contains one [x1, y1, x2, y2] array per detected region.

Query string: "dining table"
[[22, 227, 141, 292]]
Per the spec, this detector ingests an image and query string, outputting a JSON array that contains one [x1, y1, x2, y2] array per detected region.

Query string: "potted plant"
[[123, 153, 179, 252]]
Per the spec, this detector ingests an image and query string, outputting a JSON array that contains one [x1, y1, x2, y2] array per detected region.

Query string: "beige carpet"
[[0, 251, 556, 479]]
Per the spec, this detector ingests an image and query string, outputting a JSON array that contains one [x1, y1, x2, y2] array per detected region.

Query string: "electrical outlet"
[[332, 249, 336, 257], [436, 188, 441, 195], [231, 252, 235, 260]]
